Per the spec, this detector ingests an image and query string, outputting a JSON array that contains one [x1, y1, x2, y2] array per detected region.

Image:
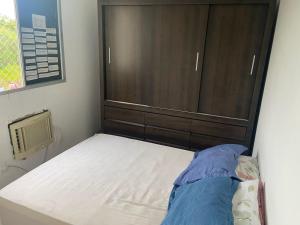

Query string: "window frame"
[[0, 0, 66, 96]]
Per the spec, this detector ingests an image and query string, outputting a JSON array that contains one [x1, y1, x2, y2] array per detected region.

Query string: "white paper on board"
[[26, 65, 37, 70], [36, 57, 48, 62], [23, 45, 36, 50], [26, 70, 38, 76], [46, 28, 57, 34], [38, 73, 50, 78], [32, 14, 46, 29], [23, 51, 36, 57], [26, 75, 38, 81], [48, 49, 58, 55], [36, 44, 47, 49], [22, 38, 35, 44], [37, 62, 48, 68], [25, 58, 36, 64], [22, 33, 34, 39], [34, 31, 46, 37], [35, 37, 47, 43], [21, 27, 34, 33], [47, 43, 57, 48], [48, 57, 59, 63], [48, 64, 59, 71], [39, 71, 60, 78], [38, 68, 49, 74], [49, 71, 60, 76], [46, 36, 57, 42], [36, 49, 48, 55]]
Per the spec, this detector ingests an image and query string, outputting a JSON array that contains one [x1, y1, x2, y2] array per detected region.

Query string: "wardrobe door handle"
[[250, 54, 256, 76], [195, 52, 199, 72], [108, 47, 111, 64]]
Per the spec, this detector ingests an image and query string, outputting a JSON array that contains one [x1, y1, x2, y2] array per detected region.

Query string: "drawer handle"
[[108, 47, 111, 64], [250, 54, 256, 76], [195, 52, 199, 72]]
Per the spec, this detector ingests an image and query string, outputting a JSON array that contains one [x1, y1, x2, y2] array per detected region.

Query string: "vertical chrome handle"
[[195, 52, 199, 72], [250, 54, 256, 76], [108, 47, 111, 64]]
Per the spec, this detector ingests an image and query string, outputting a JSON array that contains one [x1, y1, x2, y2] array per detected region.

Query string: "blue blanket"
[[174, 144, 247, 186], [161, 177, 239, 225]]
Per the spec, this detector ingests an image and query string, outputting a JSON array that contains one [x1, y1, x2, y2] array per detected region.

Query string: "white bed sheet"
[[0, 134, 193, 225]]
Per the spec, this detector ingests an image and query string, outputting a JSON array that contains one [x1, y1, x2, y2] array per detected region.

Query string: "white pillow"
[[232, 180, 261, 225], [236, 156, 260, 181]]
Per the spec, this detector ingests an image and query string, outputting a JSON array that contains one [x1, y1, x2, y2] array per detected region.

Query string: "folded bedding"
[[236, 156, 260, 181], [232, 180, 262, 225], [161, 177, 239, 225], [161, 144, 251, 225], [175, 144, 247, 186]]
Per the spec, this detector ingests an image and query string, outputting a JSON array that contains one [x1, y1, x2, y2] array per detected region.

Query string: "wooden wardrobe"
[[98, 0, 278, 154]]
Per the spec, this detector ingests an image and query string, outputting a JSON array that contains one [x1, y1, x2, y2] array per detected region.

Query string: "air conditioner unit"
[[9, 111, 53, 160]]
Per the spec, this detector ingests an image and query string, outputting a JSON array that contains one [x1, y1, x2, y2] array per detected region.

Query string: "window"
[[0, 0, 64, 94], [0, 0, 23, 92]]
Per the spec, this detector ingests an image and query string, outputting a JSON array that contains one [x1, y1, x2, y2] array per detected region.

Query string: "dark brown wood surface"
[[104, 5, 208, 111], [104, 106, 144, 124], [198, 5, 268, 120], [103, 120, 145, 139], [99, 0, 278, 152], [145, 126, 190, 149], [145, 113, 191, 132], [100, 0, 272, 6], [105, 100, 249, 126], [191, 119, 247, 140], [190, 133, 245, 150]]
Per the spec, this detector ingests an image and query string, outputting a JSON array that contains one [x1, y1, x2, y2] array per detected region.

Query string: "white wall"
[[254, 0, 300, 224], [0, 0, 100, 189]]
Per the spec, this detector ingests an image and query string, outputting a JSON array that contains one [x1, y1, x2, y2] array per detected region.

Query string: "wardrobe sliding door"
[[198, 5, 268, 120], [104, 6, 152, 105], [104, 5, 209, 112], [149, 5, 208, 112]]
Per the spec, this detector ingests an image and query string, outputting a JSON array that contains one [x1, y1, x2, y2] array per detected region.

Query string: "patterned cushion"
[[236, 156, 260, 181], [232, 180, 261, 225]]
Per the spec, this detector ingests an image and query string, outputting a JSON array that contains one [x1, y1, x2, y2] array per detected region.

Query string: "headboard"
[[98, 0, 277, 154]]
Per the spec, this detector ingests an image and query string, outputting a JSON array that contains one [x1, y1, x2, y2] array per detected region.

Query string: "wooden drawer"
[[145, 113, 190, 132], [191, 120, 246, 140], [104, 106, 144, 124], [190, 134, 245, 150], [103, 120, 145, 139], [145, 126, 190, 149]]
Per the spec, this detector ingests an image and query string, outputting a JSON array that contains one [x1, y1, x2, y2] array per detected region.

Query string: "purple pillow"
[[174, 144, 247, 186]]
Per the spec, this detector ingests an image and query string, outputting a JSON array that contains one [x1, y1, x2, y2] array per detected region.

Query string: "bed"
[[0, 134, 194, 225]]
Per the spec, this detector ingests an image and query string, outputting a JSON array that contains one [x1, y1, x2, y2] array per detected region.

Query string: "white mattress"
[[0, 134, 193, 225]]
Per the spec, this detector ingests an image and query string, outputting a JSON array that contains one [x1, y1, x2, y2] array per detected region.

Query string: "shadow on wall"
[[0, 126, 63, 189]]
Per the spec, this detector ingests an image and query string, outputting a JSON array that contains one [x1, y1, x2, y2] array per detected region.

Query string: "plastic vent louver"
[[9, 111, 53, 160]]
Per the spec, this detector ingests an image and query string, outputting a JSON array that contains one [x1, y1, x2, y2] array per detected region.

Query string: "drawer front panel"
[[145, 126, 190, 148], [145, 113, 190, 132], [191, 120, 246, 140], [190, 134, 245, 150], [103, 120, 145, 139], [104, 106, 144, 124]]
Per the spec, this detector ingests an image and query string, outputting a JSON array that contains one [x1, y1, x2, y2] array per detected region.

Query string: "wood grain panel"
[[104, 6, 152, 104], [191, 120, 247, 140], [103, 120, 145, 139], [198, 5, 268, 119], [145, 126, 190, 148], [104, 5, 209, 111], [190, 133, 245, 150], [105, 100, 249, 126], [100, 0, 271, 6], [99, 1, 278, 153], [104, 106, 144, 124], [148, 5, 209, 111], [145, 113, 191, 132]]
